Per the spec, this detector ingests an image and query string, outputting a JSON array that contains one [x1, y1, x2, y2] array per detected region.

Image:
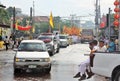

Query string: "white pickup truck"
[[91, 52, 120, 81]]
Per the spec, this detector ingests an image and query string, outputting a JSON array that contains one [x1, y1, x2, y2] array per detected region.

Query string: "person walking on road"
[[4, 36, 9, 51], [0, 37, 5, 50]]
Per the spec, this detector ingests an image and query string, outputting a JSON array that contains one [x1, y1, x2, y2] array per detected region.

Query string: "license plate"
[[28, 65, 36, 68]]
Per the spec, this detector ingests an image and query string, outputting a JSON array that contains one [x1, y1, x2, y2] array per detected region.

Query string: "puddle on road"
[[0, 63, 78, 81]]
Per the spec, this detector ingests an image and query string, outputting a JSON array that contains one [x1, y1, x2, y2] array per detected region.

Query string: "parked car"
[[13, 40, 51, 74], [59, 34, 69, 47], [37, 33, 60, 56], [91, 52, 120, 81]]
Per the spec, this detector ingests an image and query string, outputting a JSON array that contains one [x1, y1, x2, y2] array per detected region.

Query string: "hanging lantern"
[[114, 0, 119, 6], [114, 13, 120, 19], [113, 20, 119, 27], [114, 7, 120, 12], [100, 22, 105, 28]]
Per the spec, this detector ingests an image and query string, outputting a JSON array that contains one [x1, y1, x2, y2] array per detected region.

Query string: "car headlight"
[[40, 58, 50, 62], [15, 58, 25, 62], [45, 58, 50, 62]]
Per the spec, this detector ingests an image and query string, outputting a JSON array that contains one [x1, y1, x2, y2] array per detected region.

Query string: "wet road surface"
[[0, 44, 108, 81]]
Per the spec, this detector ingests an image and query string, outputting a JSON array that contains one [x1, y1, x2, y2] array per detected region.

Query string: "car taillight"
[[44, 39, 51, 43]]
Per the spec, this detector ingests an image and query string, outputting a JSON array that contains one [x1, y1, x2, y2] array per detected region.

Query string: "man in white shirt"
[[55, 32, 60, 44], [97, 40, 107, 52], [74, 40, 98, 80], [87, 40, 107, 79], [73, 40, 107, 80]]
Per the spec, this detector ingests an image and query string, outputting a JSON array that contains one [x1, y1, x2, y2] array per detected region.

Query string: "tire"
[[114, 70, 120, 81], [45, 65, 51, 73], [49, 47, 55, 56], [14, 68, 21, 74]]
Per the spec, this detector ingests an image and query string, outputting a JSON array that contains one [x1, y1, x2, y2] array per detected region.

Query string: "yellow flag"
[[32, 27, 35, 33], [15, 20, 18, 30], [49, 12, 54, 28]]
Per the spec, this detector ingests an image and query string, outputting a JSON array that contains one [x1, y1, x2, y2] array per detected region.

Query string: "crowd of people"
[[0, 35, 23, 51], [73, 37, 117, 81]]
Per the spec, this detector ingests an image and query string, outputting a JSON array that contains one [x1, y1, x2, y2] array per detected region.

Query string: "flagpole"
[[48, 17, 51, 33]]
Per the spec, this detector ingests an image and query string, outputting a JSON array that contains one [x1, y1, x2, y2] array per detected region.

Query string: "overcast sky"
[[1, 0, 114, 20]]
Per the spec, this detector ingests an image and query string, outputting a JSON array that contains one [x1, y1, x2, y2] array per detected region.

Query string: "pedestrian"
[[9, 37, 14, 49], [0, 37, 5, 50], [55, 32, 60, 44], [4, 36, 9, 51]]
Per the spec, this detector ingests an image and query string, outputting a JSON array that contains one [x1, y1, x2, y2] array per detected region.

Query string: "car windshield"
[[38, 36, 52, 40], [59, 36, 66, 39], [18, 42, 47, 51]]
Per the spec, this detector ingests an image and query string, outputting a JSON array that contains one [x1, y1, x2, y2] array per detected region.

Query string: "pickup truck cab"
[[91, 52, 120, 81]]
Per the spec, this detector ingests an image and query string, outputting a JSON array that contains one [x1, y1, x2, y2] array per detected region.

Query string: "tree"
[[35, 22, 49, 33], [0, 8, 10, 24], [6, 7, 13, 18]]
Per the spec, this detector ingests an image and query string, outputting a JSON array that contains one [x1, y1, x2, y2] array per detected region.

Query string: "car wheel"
[[45, 65, 51, 73], [114, 70, 120, 81], [49, 47, 55, 56], [14, 68, 21, 74]]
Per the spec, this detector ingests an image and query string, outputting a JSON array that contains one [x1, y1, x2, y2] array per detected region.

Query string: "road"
[[0, 43, 108, 81]]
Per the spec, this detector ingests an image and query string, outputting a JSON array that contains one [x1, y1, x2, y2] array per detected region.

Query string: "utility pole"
[[29, 1, 35, 39], [70, 14, 76, 27], [95, 0, 101, 38], [33, 1, 35, 18], [32, 1, 35, 34], [13, 7, 16, 33], [12, 7, 16, 41], [108, 8, 112, 40], [30, 7, 32, 26]]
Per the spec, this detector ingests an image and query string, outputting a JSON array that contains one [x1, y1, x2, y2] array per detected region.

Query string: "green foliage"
[[0, 8, 10, 24], [53, 16, 72, 31], [22, 17, 30, 26], [6, 7, 13, 18], [34, 22, 49, 33]]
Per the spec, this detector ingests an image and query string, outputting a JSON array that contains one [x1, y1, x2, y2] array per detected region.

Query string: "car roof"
[[38, 33, 55, 38], [21, 39, 44, 43], [41, 33, 54, 35], [59, 34, 68, 36]]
